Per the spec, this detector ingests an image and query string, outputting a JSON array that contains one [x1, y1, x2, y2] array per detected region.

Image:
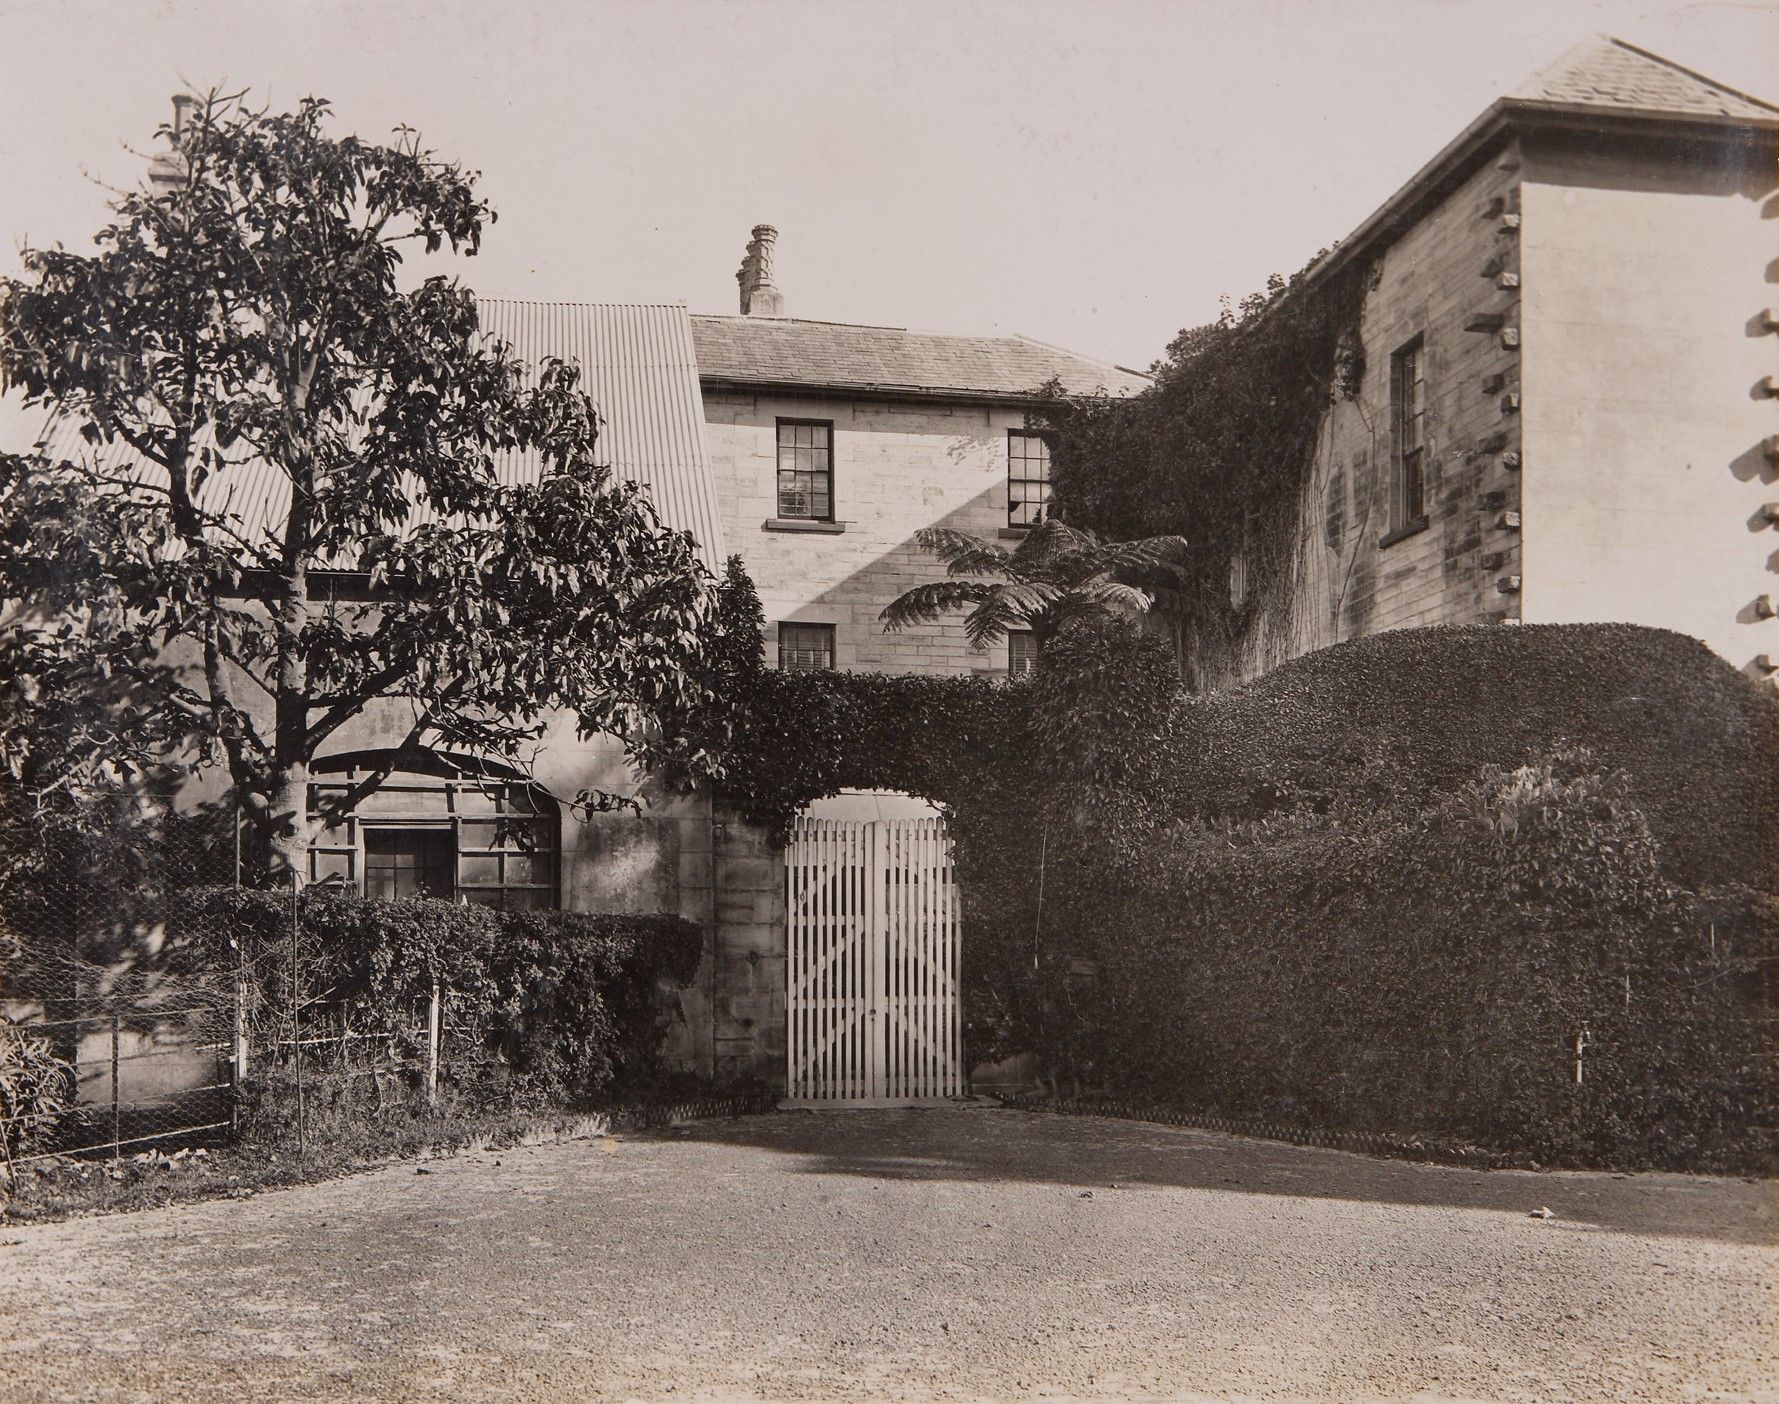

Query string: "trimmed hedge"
[[721, 616, 1779, 1171], [167, 888, 703, 1111], [1157, 623, 1779, 891]]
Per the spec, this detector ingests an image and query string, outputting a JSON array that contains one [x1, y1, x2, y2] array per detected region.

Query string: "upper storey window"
[[1008, 431, 1052, 529], [1390, 337, 1427, 535], [777, 419, 834, 521]]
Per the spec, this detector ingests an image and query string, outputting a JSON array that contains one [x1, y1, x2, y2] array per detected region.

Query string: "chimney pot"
[[737, 224, 785, 317], [148, 94, 198, 193]]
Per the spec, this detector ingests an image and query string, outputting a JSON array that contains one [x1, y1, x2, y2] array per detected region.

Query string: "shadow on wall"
[[655, 1108, 1775, 1249], [766, 480, 1023, 677]]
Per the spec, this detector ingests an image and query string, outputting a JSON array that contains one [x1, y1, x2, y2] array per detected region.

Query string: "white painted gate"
[[785, 815, 962, 1103]]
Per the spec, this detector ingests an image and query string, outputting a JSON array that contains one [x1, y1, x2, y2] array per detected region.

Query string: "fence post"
[[427, 979, 441, 1106], [109, 1012, 121, 1159], [290, 872, 304, 1163], [232, 965, 249, 1086]]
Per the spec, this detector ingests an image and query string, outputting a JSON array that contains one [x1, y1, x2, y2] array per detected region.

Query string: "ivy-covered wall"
[[1040, 144, 1525, 692]]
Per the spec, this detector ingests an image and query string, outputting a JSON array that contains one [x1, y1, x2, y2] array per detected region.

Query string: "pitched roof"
[[1509, 36, 1779, 122], [0, 300, 726, 571], [477, 299, 724, 568], [690, 314, 1151, 402], [1306, 37, 1777, 289]]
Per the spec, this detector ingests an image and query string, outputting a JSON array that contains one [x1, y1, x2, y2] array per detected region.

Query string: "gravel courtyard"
[[1, 1106, 1774, 1403]]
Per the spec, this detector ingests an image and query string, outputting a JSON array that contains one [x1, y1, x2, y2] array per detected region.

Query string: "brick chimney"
[[147, 94, 198, 193], [736, 224, 785, 317]]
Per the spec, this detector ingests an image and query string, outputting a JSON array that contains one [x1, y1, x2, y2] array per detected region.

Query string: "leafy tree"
[[878, 519, 1189, 651], [0, 92, 714, 877]]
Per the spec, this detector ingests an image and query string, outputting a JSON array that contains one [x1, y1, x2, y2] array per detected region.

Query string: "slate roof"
[[1306, 37, 1777, 287], [690, 314, 1151, 402], [0, 300, 726, 571], [1509, 36, 1779, 122]]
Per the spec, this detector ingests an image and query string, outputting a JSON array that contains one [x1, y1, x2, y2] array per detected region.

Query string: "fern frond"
[[879, 580, 995, 632], [1072, 578, 1156, 614], [912, 528, 1008, 573]]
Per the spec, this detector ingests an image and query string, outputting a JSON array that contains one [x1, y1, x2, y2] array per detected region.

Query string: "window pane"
[[459, 853, 501, 884], [506, 852, 554, 885], [313, 849, 353, 881], [779, 623, 834, 671]]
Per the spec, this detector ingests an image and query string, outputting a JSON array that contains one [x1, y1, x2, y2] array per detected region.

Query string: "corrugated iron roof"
[[690, 315, 1151, 401], [477, 300, 723, 567], [0, 299, 726, 571], [1510, 36, 1779, 122]]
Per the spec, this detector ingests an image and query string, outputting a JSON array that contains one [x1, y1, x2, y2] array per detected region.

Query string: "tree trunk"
[[266, 759, 312, 884]]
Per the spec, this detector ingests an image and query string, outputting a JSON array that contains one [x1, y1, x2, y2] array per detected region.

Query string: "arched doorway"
[[784, 790, 961, 1104]]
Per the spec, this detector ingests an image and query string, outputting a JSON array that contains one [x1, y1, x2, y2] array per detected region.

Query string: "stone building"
[[694, 223, 1147, 678], [1195, 37, 1779, 690], [0, 190, 1146, 1090]]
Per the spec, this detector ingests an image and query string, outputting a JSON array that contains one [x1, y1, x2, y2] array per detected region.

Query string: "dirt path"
[[1, 1106, 1774, 1403]]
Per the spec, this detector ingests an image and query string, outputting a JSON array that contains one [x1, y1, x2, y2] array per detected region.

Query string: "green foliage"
[[0, 1026, 73, 1165], [0, 90, 716, 862], [1021, 758, 1776, 1171], [1025, 615, 1179, 790], [879, 521, 1189, 649], [1035, 256, 1368, 677], [656, 555, 767, 789], [1157, 623, 1779, 891], [718, 669, 1025, 842], [166, 886, 703, 1111], [717, 599, 1779, 1169]]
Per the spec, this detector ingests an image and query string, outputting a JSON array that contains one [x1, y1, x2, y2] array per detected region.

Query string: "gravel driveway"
[[1, 1105, 1774, 1403]]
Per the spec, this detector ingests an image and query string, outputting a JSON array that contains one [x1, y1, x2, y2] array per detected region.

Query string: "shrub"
[[1000, 741, 1778, 1171], [165, 888, 703, 1119], [718, 616, 1779, 1170], [1157, 623, 1779, 891], [0, 1024, 73, 1166]]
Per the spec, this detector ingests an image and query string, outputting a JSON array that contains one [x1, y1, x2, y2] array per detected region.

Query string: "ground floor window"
[[363, 828, 455, 901], [307, 754, 561, 910], [778, 622, 835, 671]]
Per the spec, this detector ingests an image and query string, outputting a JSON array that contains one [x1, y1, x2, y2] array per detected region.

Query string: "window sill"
[[763, 518, 846, 534], [998, 526, 1033, 540], [1378, 516, 1429, 549]]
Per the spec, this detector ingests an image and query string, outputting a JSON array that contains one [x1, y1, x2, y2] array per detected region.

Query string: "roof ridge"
[[1011, 332, 1154, 379], [690, 313, 912, 333], [476, 296, 692, 310], [1604, 34, 1779, 115]]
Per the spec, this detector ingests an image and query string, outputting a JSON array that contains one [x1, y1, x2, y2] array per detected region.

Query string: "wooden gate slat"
[[785, 809, 962, 1105]]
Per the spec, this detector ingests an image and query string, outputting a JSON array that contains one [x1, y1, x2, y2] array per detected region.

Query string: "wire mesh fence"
[[1, 783, 524, 1166], [1, 783, 253, 1166], [3, 953, 237, 1162]]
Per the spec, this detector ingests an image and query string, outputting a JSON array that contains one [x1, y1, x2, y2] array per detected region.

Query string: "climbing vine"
[[1035, 252, 1371, 683]]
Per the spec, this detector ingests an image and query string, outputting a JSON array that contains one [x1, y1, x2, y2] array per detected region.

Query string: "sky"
[[1, 0, 1775, 370]]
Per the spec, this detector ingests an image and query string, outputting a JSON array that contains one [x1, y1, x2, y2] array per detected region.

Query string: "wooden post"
[[232, 969, 249, 1084], [109, 1012, 121, 1159], [426, 978, 441, 1105], [290, 874, 304, 1161]]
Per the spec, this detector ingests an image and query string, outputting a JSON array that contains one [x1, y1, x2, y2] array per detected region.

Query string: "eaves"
[[1306, 99, 1779, 289], [698, 376, 1059, 410]]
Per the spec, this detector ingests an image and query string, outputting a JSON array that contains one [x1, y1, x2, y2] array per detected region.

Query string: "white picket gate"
[[784, 815, 962, 1103]]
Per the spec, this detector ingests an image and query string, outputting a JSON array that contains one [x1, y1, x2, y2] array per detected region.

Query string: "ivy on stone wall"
[[1035, 254, 1371, 686]]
